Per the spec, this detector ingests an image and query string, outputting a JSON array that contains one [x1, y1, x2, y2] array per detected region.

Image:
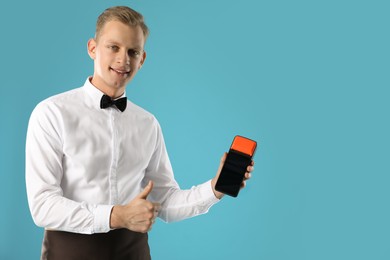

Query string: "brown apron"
[[41, 229, 151, 260]]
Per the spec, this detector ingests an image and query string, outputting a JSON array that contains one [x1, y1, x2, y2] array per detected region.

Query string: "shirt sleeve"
[[25, 102, 113, 234], [144, 120, 220, 223]]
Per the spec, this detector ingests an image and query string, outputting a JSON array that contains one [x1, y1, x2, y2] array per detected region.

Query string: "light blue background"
[[1, 0, 389, 259]]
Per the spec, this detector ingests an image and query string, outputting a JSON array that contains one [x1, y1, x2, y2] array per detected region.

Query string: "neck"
[[89, 77, 125, 99]]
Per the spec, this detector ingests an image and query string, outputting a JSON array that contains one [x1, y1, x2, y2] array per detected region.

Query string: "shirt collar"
[[83, 77, 126, 110]]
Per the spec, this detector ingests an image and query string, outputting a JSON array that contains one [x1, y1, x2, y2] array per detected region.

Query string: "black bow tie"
[[100, 94, 127, 112]]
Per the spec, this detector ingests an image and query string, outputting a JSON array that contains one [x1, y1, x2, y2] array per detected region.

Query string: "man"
[[26, 6, 254, 259]]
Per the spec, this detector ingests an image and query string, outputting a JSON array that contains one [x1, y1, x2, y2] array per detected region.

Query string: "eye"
[[128, 49, 141, 58], [109, 45, 119, 52]]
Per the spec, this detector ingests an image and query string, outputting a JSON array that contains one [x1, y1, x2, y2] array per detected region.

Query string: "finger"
[[153, 206, 160, 218], [152, 202, 161, 209], [246, 165, 254, 172], [136, 180, 154, 199], [131, 210, 156, 224], [132, 222, 153, 234], [151, 203, 161, 217], [152, 203, 161, 212], [244, 172, 252, 180]]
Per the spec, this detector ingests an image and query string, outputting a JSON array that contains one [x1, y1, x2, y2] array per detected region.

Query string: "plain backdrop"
[[1, 0, 389, 259]]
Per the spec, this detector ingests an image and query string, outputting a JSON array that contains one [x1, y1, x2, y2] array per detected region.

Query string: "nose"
[[116, 50, 130, 65]]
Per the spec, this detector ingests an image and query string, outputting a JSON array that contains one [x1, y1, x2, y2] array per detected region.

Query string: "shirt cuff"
[[93, 204, 114, 233], [201, 179, 221, 205]]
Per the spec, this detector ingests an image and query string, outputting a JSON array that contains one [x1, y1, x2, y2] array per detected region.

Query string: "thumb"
[[137, 180, 153, 199], [217, 153, 228, 175]]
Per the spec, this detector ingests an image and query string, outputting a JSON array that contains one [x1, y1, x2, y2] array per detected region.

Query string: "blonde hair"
[[95, 6, 149, 41]]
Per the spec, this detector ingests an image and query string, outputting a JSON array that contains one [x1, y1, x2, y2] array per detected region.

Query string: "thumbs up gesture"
[[110, 181, 161, 233]]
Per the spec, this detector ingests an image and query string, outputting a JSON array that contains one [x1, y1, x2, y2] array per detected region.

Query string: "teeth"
[[112, 68, 129, 74]]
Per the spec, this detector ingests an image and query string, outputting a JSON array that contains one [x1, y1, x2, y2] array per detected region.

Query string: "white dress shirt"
[[26, 78, 219, 234]]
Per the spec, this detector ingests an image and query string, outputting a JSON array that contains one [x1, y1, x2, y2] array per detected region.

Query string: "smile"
[[110, 67, 130, 76]]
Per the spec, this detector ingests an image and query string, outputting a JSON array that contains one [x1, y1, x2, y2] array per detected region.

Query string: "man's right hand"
[[110, 180, 161, 233]]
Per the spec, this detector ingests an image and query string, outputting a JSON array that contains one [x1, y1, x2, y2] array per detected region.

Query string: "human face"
[[88, 20, 146, 98]]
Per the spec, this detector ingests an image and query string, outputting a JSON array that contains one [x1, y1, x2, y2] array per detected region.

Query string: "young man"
[[26, 6, 254, 260]]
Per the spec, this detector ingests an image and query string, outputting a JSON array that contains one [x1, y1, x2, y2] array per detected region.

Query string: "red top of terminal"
[[231, 136, 257, 156]]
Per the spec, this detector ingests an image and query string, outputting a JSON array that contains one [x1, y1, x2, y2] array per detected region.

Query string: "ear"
[[87, 38, 97, 60], [139, 51, 147, 69]]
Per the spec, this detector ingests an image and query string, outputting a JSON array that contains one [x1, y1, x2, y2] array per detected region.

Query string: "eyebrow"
[[106, 40, 120, 45], [105, 40, 143, 50]]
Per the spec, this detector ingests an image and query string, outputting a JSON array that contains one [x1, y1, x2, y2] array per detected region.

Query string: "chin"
[[104, 73, 134, 89]]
